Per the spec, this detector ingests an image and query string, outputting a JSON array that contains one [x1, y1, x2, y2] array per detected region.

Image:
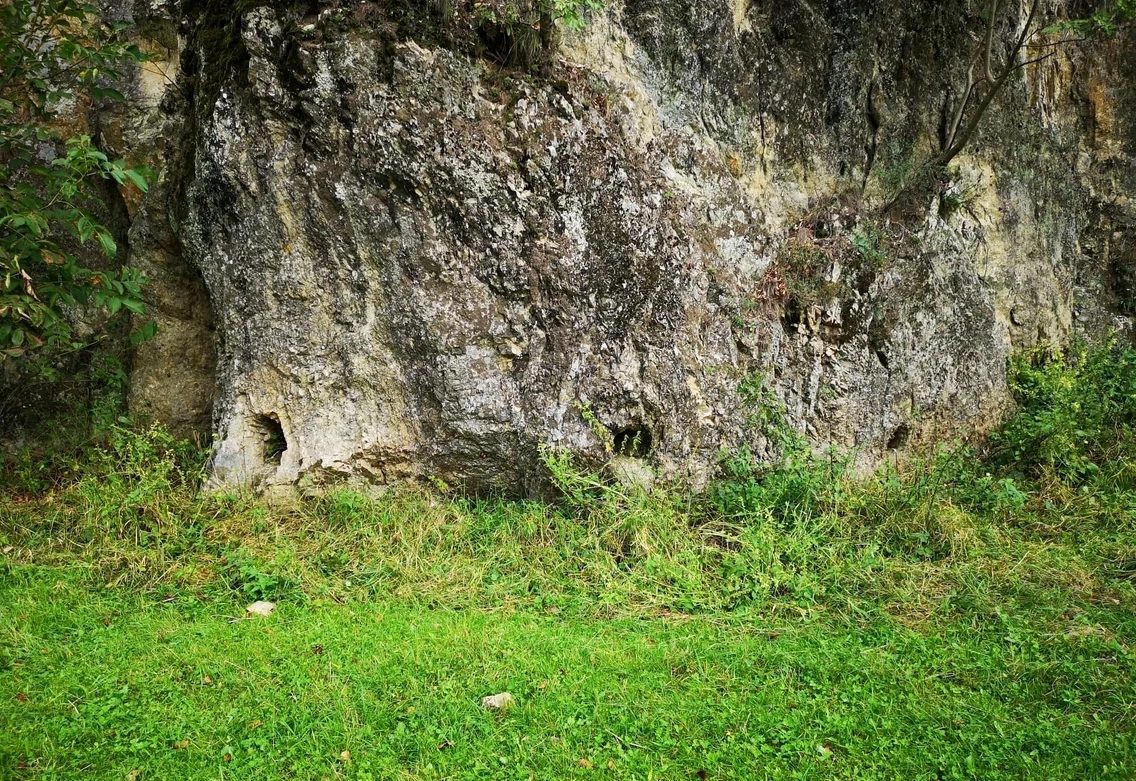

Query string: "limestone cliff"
[[102, 0, 1134, 492]]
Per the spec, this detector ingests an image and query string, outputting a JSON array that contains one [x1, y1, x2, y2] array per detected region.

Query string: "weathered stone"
[[103, 0, 1132, 492], [607, 455, 656, 494]]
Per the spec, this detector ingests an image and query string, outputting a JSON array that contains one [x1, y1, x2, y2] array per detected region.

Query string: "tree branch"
[[935, 0, 1040, 168], [984, 0, 999, 81]]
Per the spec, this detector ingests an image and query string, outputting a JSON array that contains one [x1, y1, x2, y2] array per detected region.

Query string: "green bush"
[[1, 0, 155, 363], [990, 341, 1136, 483]]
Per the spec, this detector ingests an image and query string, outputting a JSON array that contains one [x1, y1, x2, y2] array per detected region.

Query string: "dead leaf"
[[537, 680, 549, 690], [246, 601, 276, 617], [174, 740, 189, 750], [339, 750, 351, 763], [223, 754, 232, 763], [607, 761, 616, 770], [2, 546, 13, 554], [437, 740, 454, 751], [247, 720, 263, 730], [126, 770, 140, 781], [15, 693, 28, 702], [312, 645, 324, 656], [577, 758, 593, 768], [203, 676, 213, 685]]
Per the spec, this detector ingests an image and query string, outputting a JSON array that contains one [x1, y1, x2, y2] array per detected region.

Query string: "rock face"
[[107, 0, 1134, 493]]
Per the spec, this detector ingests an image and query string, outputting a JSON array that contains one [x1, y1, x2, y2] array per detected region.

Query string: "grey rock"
[[98, 0, 1133, 493], [607, 456, 656, 495]]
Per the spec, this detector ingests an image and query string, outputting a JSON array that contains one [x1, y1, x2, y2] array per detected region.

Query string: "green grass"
[[2, 341, 1136, 779], [4, 567, 1133, 780]]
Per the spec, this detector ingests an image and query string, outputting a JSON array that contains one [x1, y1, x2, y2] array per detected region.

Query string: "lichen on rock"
[[106, 0, 1133, 493]]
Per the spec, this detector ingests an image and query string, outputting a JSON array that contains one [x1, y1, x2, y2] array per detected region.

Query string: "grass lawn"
[[3, 560, 1133, 781]]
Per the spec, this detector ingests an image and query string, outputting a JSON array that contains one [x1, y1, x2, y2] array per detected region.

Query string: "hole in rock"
[[886, 424, 910, 451], [254, 413, 288, 465], [612, 426, 653, 458], [781, 298, 803, 331]]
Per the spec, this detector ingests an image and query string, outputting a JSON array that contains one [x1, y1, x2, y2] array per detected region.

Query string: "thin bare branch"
[[984, 0, 1000, 81], [935, 0, 1042, 168], [1009, 52, 1058, 73], [946, 59, 980, 151]]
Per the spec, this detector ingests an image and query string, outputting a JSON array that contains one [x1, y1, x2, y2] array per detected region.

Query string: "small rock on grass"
[[246, 601, 276, 617], [480, 692, 515, 710]]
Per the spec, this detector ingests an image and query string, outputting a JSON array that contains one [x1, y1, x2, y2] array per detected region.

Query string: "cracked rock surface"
[[104, 0, 1133, 492]]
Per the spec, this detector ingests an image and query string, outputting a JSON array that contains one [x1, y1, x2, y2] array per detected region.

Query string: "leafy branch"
[[1, 0, 156, 362]]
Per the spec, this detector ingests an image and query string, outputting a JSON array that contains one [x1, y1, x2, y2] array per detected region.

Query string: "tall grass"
[[2, 341, 1135, 623]]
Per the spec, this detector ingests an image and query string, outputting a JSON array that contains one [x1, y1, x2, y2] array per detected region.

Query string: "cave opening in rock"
[[254, 413, 288, 465], [886, 423, 910, 451], [612, 425, 653, 458]]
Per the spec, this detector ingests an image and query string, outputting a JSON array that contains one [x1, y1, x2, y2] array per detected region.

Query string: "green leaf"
[[96, 231, 117, 259], [94, 87, 126, 102], [77, 216, 95, 242], [123, 167, 149, 192], [129, 319, 159, 345]]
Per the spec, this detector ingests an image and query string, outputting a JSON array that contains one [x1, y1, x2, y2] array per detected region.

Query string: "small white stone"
[[246, 601, 276, 617], [480, 692, 515, 710], [607, 456, 655, 495]]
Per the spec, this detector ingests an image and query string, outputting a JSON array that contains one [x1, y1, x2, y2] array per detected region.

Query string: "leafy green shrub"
[[1044, 0, 1136, 34], [1, 0, 155, 362], [468, 0, 602, 66], [850, 222, 888, 267], [222, 547, 297, 602], [990, 341, 1136, 483], [65, 425, 207, 534]]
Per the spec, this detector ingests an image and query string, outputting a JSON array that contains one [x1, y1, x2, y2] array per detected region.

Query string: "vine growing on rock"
[[0, 0, 154, 365]]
